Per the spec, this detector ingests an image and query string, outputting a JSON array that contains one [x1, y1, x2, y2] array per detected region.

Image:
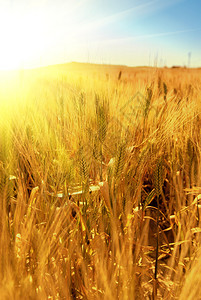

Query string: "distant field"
[[0, 63, 201, 299]]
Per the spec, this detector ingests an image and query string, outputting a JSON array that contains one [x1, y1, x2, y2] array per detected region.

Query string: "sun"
[[0, 11, 45, 70]]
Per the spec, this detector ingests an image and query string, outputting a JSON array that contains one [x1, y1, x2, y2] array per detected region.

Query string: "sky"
[[0, 0, 200, 69]]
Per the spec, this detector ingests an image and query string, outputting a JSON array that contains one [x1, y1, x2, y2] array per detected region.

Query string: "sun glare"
[[0, 11, 45, 70]]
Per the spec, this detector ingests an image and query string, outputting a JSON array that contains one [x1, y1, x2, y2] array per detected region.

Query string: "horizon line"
[[0, 60, 200, 72]]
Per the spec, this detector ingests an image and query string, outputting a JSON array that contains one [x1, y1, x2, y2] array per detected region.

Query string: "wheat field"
[[0, 64, 201, 299]]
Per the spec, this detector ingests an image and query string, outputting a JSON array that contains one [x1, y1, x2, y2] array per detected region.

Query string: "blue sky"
[[0, 0, 200, 69]]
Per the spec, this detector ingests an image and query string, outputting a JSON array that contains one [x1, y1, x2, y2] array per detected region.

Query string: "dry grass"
[[0, 64, 201, 299]]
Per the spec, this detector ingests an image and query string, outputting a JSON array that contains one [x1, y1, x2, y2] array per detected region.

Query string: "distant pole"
[[188, 52, 191, 68]]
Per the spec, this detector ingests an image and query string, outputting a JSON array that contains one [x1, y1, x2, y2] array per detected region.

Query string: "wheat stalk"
[[153, 158, 163, 298]]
